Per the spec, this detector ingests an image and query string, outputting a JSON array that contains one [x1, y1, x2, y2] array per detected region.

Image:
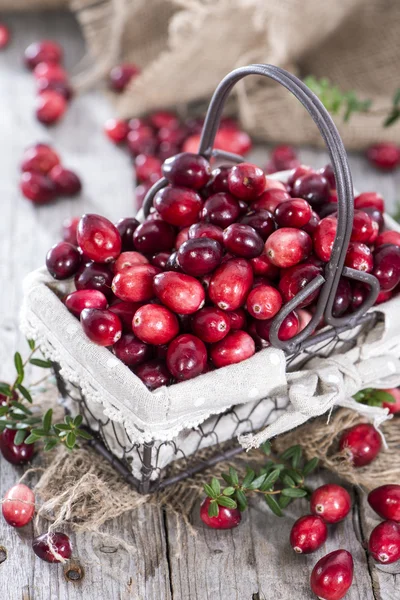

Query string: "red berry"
[[275, 198, 312, 228], [36, 78, 73, 101], [227, 162, 265, 200], [150, 252, 171, 270], [292, 172, 330, 207], [313, 216, 337, 262], [367, 142, 400, 171], [223, 223, 264, 258], [255, 311, 299, 342], [46, 242, 81, 279], [200, 496, 241, 529], [351, 210, 374, 242], [354, 192, 385, 213], [62, 216, 80, 245], [178, 238, 222, 276], [75, 262, 114, 299], [153, 271, 205, 314], [162, 152, 211, 189], [271, 145, 298, 170], [166, 334, 207, 380], [209, 258, 253, 311], [33, 62, 67, 82], [133, 304, 179, 345], [35, 91, 67, 125], [310, 550, 353, 600], [319, 164, 336, 189], [24, 40, 63, 69], [2, 483, 35, 528], [265, 228, 312, 268], [368, 484, 400, 522], [135, 154, 162, 183], [240, 210, 275, 241], [149, 111, 179, 130], [310, 484, 351, 524], [184, 129, 251, 156], [77, 214, 121, 263], [127, 126, 156, 156], [345, 242, 373, 273], [368, 520, 400, 564], [81, 308, 122, 346], [113, 251, 149, 273], [188, 222, 224, 244], [302, 210, 320, 234], [65, 289, 108, 317], [210, 330, 255, 368], [165, 251, 182, 272], [109, 63, 140, 92], [380, 388, 400, 414], [109, 300, 140, 332], [49, 166, 81, 196], [116, 218, 140, 251], [339, 423, 382, 467], [135, 359, 171, 389], [332, 277, 352, 317], [226, 309, 247, 330], [20, 171, 57, 204], [246, 285, 282, 320], [373, 244, 400, 290], [351, 282, 368, 311], [278, 263, 321, 307], [290, 515, 327, 554], [21, 143, 60, 174], [0, 23, 10, 49], [133, 220, 176, 254], [104, 118, 129, 144], [113, 333, 152, 366], [112, 264, 159, 302], [32, 532, 72, 563], [375, 230, 400, 248], [250, 188, 290, 213], [250, 254, 280, 279], [200, 192, 240, 228], [0, 429, 34, 465], [153, 186, 202, 227], [191, 307, 231, 343], [288, 164, 314, 187], [157, 125, 187, 147], [208, 166, 230, 194]]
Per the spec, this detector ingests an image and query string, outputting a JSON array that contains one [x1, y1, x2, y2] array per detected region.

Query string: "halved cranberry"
[[313, 216, 337, 262], [227, 162, 265, 200], [310, 484, 351, 524], [351, 210, 374, 242], [310, 550, 353, 600], [135, 359, 171, 389], [33, 62, 67, 82], [35, 90, 67, 125], [166, 334, 207, 380], [32, 532, 72, 563], [200, 496, 241, 529], [246, 285, 282, 320], [250, 254, 280, 279], [275, 198, 312, 228], [112, 264, 160, 302], [209, 258, 253, 311], [153, 271, 205, 314], [127, 127, 156, 156], [113, 251, 149, 273], [250, 188, 290, 213], [226, 309, 247, 330], [162, 152, 211, 189], [153, 186, 202, 227], [265, 228, 312, 268], [332, 278, 352, 317], [77, 214, 121, 263], [49, 166, 81, 195], [65, 289, 108, 317], [223, 223, 264, 258], [368, 485, 400, 522], [375, 230, 400, 248], [178, 238, 222, 276], [339, 423, 381, 467], [345, 242, 373, 273], [367, 142, 400, 171], [210, 330, 255, 367], [368, 520, 400, 564], [115, 218, 140, 251], [239, 210, 275, 241], [292, 172, 330, 206], [46, 242, 81, 279], [2, 483, 35, 528], [81, 308, 122, 345], [20, 171, 57, 204], [21, 143, 60, 174], [255, 311, 299, 342], [149, 111, 179, 130], [133, 304, 179, 345], [133, 220, 176, 254], [207, 166, 230, 194], [188, 222, 224, 244], [104, 118, 129, 144], [278, 263, 322, 307], [191, 307, 231, 343], [290, 515, 327, 554], [113, 333, 152, 366], [354, 192, 385, 213], [200, 192, 240, 228], [24, 40, 63, 69], [109, 63, 140, 92], [75, 262, 114, 299], [109, 300, 140, 331], [319, 164, 336, 189]]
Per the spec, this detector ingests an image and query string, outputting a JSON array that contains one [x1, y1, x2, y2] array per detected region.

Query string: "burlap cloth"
[[4, 0, 400, 149]]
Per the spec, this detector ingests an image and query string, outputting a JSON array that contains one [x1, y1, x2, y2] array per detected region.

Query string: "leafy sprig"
[[203, 442, 319, 518], [353, 388, 395, 408]]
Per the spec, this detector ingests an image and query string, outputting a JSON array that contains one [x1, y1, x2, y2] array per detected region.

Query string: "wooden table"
[[0, 11, 399, 600]]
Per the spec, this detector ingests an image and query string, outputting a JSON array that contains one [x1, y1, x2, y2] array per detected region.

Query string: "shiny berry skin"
[[227, 162, 265, 200], [271, 145, 299, 170], [381, 388, 400, 414], [80, 308, 122, 346], [208, 166, 230, 194], [116, 217, 139, 250], [133, 304, 179, 345], [113, 333, 152, 367], [375, 230, 400, 248], [255, 311, 299, 342], [310, 550, 354, 600], [339, 423, 382, 467], [20, 171, 57, 204], [200, 193, 240, 228], [65, 289, 108, 317], [240, 210, 275, 241], [226, 309, 247, 330], [77, 214, 121, 263], [288, 164, 314, 187], [112, 264, 159, 302], [313, 216, 337, 262], [368, 520, 400, 564], [24, 40, 63, 69], [149, 111, 179, 130], [109, 301, 140, 332], [109, 62, 140, 92], [21, 143, 60, 174], [375, 289, 393, 304], [188, 222, 224, 244], [0, 24, 10, 49], [178, 238, 222, 276], [153, 186, 202, 227], [223, 224, 264, 259], [368, 485, 400, 522], [153, 271, 205, 314], [166, 334, 207, 380], [162, 152, 211, 189], [200, 496, 241, 529], [184, 129, 251, 156], [150, 252, 171, 270], [133, 220, 176, 254], [36, 78, 73, 100], [113, 251, 149, 273], [104, 118, 129, 144], [250, 188, 290, 213], [292, 172, 330, 206], [75, 262, 114, 299], [332, 278, 352, 317], [157, 125, 187, 147], [372, 244, 400, 290], [36, 90, 67, 124], [135, 359, 171, 390], [135, 154, 162, 183], [127, 126, 156, 156], [250, 254, 280, 279], [351, 282, 368, 311], [210, 330, 255, 368], [165, 251, 182, 272], [290, 515, 327, 554], [33, 62, 67, 82], [302, 210, 320, 234], [0, 429, 35, 465], [174, 227, 189, 250], [279, 263, 322, 307], [265, 228, 312, 268], [209, 258, 253, 311], [345, 242, 373, 273], [191, 307, 231, 343], [49, 166, 81, 195], [363, 206, 383, 241], [246, 285, 282, 320], [46, 242, 81, 279], [367, 142, 400, 171], [354, 192, 385, 213], [275, 198, 312, 228], [32, 532, 72, 563], [310, 484, 351, 524], [2, 484, 35, 528], [350, 210, 374, 242], [319, 164, 336, 189]]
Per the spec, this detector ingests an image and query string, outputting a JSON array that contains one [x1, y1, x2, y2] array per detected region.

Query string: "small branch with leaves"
[[353, 388, 395, 408], [203, 442, 319, 518]]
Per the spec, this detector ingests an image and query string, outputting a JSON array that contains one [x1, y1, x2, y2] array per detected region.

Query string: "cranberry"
[[75, 262, 114, 299], [209, 258, 253, 311], [214, 128, 252, 155], [24, 40, 63, 69], [208, 166, 230, 194], [61, 217, 80, 246], [135, 359, 171, 389], [188, 222, 224, 244], [292, 172, 330, 207], [264, 177, 287, 192], [246, 285, 282, 320], [310, 550, 353, 600], [270, 145, 298, 170], [21, 143, 60, 174], [149, 111, 179, 130], [77, 214, 121, 263], [375, 289, 393, 304], [109, 63, 140, 92], [368, 520, 400, 564], [339, 423, 382, 467], [319, 164, 336, 189], [109, 300, 139, 331], [350, 210, 374, 243], [345, 242, 373, 273], [165, 251, 182, 272], [104, 118, 129, 144], [201, 193, 241, 228], [290, 515, 327, 554], [210, 330, 255, 368], [200, 496, 241, 529], [250, 188, 290, 213], [265, 228, 312, 268], [36, 78, 73, 101], [162, 152, 211, 189], [302, 210, 320, 234], [354, 192, 385, 213], [135, 154, 162, 183], [288, 165, 313, 188], [157, 125, 187, 147], [150, 252, 170, 270], [166, 334, 207, 380], [367, 142, 400, 171], [32, 532, 72, 563], [351, 282, 368, 311], [0, 429, 34, 465], [226, 309, 247, 330], [363, 206, 383, 241], [115, 217, 139, 251], [332, 278, 352, 317], [112, 264, 159, 302], [127, 127, 156, 156], [239, 210, 275, 241], [275, 198, 312, 228], [20, 171, 57, 204], [2, 483, 35, 528], [35, 90, 67, 125], [310, 484, 351, 524], [46, 242, 81, 279], [222, 223, 264, 258], [191, 307, 231, 343], [368, 484, 400, 522], [278, 263, 321, 307], [113, 251, 149, 273], [319, 203, 339, 219], [373, 244, 400, 289], [375, 230, 400, 248], [381, 388, 400, 414], [250, 254, 280, 279], [178, 238, 222, 277], [153, 271, 205, 314], [227, 162, 265, 200], [173, 228, 189, 251], [153, 186, 202, 227], [132, 304, 178, 345], [255, 311, 299, 342], [49, 166, 81, 196], [313, 216, 337, 262], [33, 62, 67, 82], [0, 23, 10, 49], [65, 289, 108, 317], [81, 308, 122, 346], [112, 333, 151, 366]]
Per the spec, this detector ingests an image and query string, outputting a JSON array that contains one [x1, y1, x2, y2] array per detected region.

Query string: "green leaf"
[[229, 467, 239, 486], [217, 496, 237, 509], [43, 409, 53, 432], [208, 500, 219, 518], [203, 483, 217, 499], [260, 469, 281, 492], [0, 406, 9, 417], [279, 495, 293, 509], [222, 487, 235, 496], [44, 438, 58, 451], [73, 414, 83, 428], [27, 339, 36, 351], [384, 108, 400, 128], [290, 446, 302, 469], [24, 433, 40, 444], [247, 473, 267, 491], [75, 428, 93, 440], [374, 390, 396, 404], [260, 441, 271, 455], [14, 374, 24, 387], [235, 489, 248, 512], [14, 352, 24, 377], [10, 401, 31, 415], [13, 429, 27, 446], [393, 88, 400, 106], [241, 468, 255, 489], [54, 423, 71, 431], [282, 474, 296, 488], [211, 477, 221, 497], [65, 415, 73, 426], [17, 384, 33, 403], [221, 473, 233, 486], [264, 494, 283, 517], [65, 431, 76, 449], [280, 445, 302, 462], [29, 358, 52, 369], [281, 488, 308, 498], [283, 468, 304, 485], [0, 383, 12, 397], [31, 428, 50, 437], [302, 457, 319, 477]]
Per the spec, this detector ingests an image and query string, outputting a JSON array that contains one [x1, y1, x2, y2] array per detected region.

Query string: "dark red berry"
[[354, 192, 385, 213], [133, 220, 176, 254], [227, 162, 266, 200], [210, 330, 255, 368], [223, 223, 264, 258], [115, 218, 140, 251], [368, 520, 400, 564], [113, 251, 149, 273], [278, 263, 322, 307], [46, 242, 81, 279], [81, 308, 122, 346], [149, 111, 179, 130], [313, 216, 337, 262], [209, 258, 253, 311], [319, 164, 336, 189], [207, 166, 230, 194], [135, 154, 162, 183], [21, 143, 60, 174], [61, 216, 80, 246], [255, 311, 299, 342], [368, 485, 400, 522], [367, 142, 400, 171], [77, 214, 121, 263], [351, 210, 374, 243], [246, 285, 282, 320], [153, 186, 202, 227], [250, 254, 280, 279], [0, 429, 34, 465], [332, 278, 352, 317], [265, 228, 312, 268], [109, 63, 140, 92], [200, 192, 240, 228], [339, 423, 382, 467], [290, 515, 327, 554], [24, 40, 63, 69], [104, 118, 129, 144], [166, 334, 207, 380], [191, 307, 231, 343], [310, 550, 353, 600], [310, 484, 352, 523], [250, 188, 290, 213], [375, 230, 400, 248], [20, 171, 57, 204], [32, 532, 72, 563], [65, 289, 108, 317], [36, 78, 73, 101], [127, 126, 156, 156], [275, 198, 312, 228], [240, 210, 275, 241], [351, 282, 368, 311], [35, 90, 67, 125], [153, 271, 205, 314], [33, 62, 67, 82], [288, 164, 313, 188], [2, 483, 35, 528], [112, 264, 160, 302], [178, 238, 222, 276], [188, 222, 224, 244], [345, 242, 373, 273], [271, 145, 299, 170], [49, 166, 81, 195], [373, 244, 400, 290], [134, 359, 171, 390], [302, 210, 320, 234], [133, 304, 179, 345], [75, 262, 114, 299], [113, 333, 152, 366], [226, 309, 247, 330], [200, 496, 241, 529], [292, 172, 330, 206], [162, 152, 211, 189], [109, 301, 140, 332]]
